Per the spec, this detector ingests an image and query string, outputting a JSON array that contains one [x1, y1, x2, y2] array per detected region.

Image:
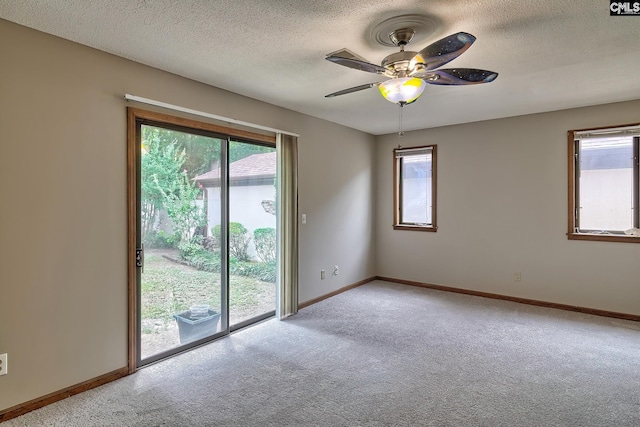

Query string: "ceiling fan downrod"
[[389, 28, 416, 47]]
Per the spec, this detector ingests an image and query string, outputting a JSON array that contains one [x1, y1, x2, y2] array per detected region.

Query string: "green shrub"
[[178, 236, 205, 259], [231, 261, 276, 283], [212, 222, 251, 261], [253, 227, 276, 263], [179, 238, 222, 272], [178, 225, 275, 282], [210, 224, 222, 245], [144, 230, 180, 249]]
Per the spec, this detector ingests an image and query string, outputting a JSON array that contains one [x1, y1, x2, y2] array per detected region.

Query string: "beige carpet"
[[5, 280, 640, 426]]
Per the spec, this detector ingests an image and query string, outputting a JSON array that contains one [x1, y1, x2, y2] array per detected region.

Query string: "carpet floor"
[[5, 280, 640, 426]]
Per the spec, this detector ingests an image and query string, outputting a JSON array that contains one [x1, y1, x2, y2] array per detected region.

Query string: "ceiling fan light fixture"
[[378, 77, 426, 104]]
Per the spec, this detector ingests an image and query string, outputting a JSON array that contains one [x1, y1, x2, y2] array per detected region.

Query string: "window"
[[568, 123, 640, 243], [393, 145, 437, 231]]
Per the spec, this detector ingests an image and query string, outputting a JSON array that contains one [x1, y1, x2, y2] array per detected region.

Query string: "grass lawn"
[[140, 248, 275, 357]]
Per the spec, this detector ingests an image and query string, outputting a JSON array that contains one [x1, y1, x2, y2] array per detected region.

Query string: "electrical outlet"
[[321, 269, 325, 280], [334, 265, 339, 276], [0, 353, 7, 376], [514, 272, 522, 282]]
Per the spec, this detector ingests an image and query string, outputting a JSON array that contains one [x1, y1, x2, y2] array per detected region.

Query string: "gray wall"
[[0, 20, 376, 411], [1, 17, 638, 414], [375, 101, 640, 316]]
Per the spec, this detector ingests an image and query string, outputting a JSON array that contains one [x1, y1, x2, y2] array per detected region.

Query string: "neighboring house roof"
[[195, 151, 276, 187]]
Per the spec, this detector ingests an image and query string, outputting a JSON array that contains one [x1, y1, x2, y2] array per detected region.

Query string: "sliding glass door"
[[228, 141, 277, 328], [138, 125, 226, 362], [129, 109, 277, 366]]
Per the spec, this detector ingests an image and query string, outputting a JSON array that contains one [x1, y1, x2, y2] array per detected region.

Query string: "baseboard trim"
[[299, 276, 377, 309], [0, 366, 129, 422], [377, 276, 640, 322], [4, 276, 634, 422]]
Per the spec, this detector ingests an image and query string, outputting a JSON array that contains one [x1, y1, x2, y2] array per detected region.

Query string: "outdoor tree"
[[156, 167, 206, 244], [141, 125, 274, 245], [141, 134, 184, 239], [229, 141, 272, 163], [145, 126, 221, 177], [141, 126, 208, 244]]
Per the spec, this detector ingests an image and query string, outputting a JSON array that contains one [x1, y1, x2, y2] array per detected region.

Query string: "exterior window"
[[568, 124, 640, 243], [393, 145, 437, 231]]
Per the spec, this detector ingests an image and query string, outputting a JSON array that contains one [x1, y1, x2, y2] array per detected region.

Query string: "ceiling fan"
[[325, 28, 498, 105]]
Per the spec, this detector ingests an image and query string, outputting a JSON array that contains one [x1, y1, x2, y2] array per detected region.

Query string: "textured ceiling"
[[1, 0, 639, 135]]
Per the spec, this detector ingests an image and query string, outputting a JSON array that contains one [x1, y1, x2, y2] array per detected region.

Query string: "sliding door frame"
[[126, 107, 276, 371]]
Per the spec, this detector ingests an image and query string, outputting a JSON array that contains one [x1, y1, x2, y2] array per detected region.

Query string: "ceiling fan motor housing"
[[381, 29, 424, 76], [381, 50, 421, 76]]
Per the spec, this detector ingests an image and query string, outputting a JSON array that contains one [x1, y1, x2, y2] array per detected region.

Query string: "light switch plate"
[[0, 353, 7, 376]]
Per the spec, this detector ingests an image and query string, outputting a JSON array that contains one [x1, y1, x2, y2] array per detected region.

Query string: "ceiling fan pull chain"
[[398, 103, 405, 137]]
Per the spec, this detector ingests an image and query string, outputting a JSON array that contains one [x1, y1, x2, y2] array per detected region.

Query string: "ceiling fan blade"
[[326, 55, 387, 74], [411, 32, 476, 71], [326, 48, 371, 63], [419, 69, 498, 86], [325, 82, 381, 98]]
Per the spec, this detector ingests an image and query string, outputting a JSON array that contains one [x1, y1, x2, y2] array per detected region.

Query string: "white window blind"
[[395, 147, 433, 158], [575, 125, 640, 141]]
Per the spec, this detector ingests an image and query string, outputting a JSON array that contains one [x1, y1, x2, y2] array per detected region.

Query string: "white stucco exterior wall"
[[205, 184, 276, 260]]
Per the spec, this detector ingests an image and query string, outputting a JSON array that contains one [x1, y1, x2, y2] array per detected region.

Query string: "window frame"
[[393, 144, 437, 232], [567, 123, 640, 243]]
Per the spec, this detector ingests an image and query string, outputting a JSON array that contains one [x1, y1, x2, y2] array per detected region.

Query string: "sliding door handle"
[[136, 243, 144, 273]]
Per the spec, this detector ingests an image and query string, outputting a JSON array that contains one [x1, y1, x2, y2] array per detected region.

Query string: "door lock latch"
[[136, 244, 144, 272]]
